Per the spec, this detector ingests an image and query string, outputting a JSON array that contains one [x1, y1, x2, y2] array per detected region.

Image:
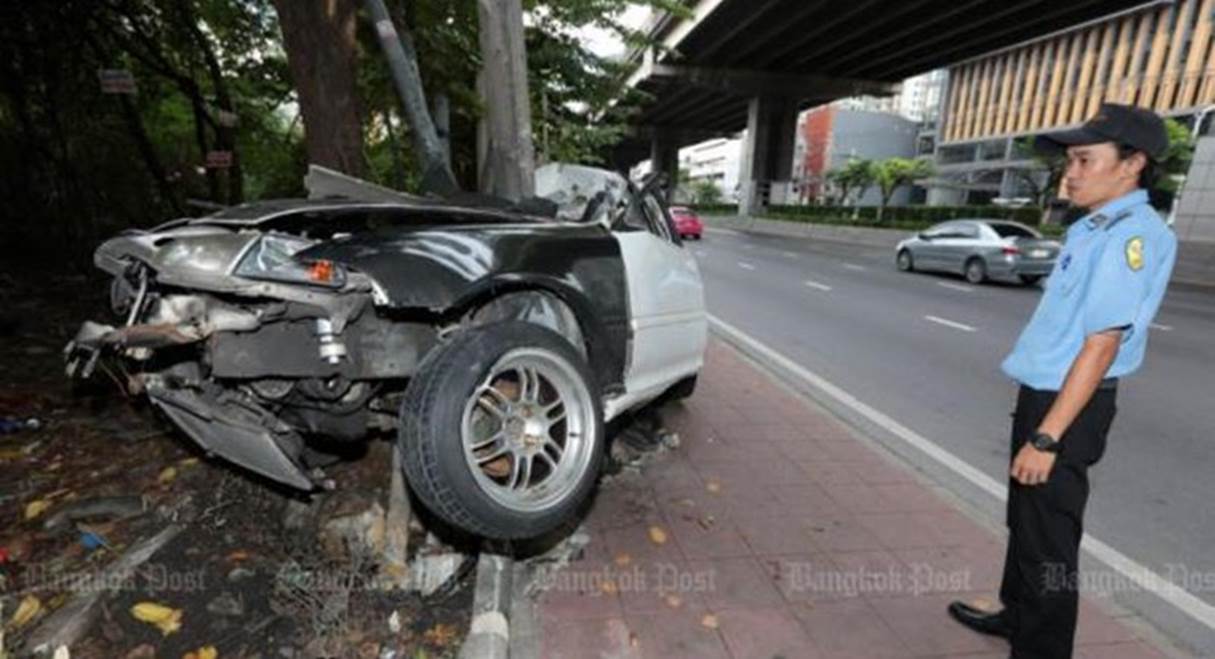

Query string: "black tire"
[[964, 257, 987, 284], [664, 374, 698, 402], [398, 321, 604, 539], [1019, 274, 1043, 286], [896, 249, 914, 272]]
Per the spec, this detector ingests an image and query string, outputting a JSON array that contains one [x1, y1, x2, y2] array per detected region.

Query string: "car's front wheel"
[[896, 249, 914, 272], [398, 321, 604, 539]]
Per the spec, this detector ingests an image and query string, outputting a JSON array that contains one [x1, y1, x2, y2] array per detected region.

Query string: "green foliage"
[[690, 179, 722, 205], [825, 158, 876, 205], [1159, 117, 1194, 195], [871, 157, 935, 221], [766, 203, 1042, 227]]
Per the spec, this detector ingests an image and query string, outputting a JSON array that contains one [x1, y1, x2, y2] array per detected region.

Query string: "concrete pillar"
[[650, 132, 680, 204], [739, 94, 799, 216]]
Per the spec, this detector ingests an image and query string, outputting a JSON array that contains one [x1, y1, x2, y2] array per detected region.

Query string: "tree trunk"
[[183, 6, 243, 204], [476, 0, 535, 201], [272, 0, 364, 177], [363, 0, 457, 196]]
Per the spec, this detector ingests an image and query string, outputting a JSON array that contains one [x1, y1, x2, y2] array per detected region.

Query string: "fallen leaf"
[[0, 449, 25, 461], [696, 514, 717, 530], [647, 525, 668, 545], [125, 644, 156, 659], [9, 595, 42, 628], [131, 602, 182, 636], [422, 623, 459, 647], [700, 613, 719, 630], [664, 594, 683, 609], [613, 552, 632, 567], [600, 579, 618, 595], [182, 646, 217, 659], [24, 499, 50, 521], [53, 645, 69, 659], [705, 480, 722, 494], [157, 467, 177, 485], [225, 550, 249, 563], [178, 458, 199, 467]]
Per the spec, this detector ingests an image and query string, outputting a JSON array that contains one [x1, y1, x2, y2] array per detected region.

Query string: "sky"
[[576, 4, 652, 60]]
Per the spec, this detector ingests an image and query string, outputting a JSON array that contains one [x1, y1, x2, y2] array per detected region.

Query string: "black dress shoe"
[[947, 601, 1014, 639]]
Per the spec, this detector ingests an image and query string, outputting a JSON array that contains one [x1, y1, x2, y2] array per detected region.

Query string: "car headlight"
[[234, 234, 346, 288]]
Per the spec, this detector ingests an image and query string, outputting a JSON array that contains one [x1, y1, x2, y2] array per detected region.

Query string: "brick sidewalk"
[[534, 340, 1169, 659]]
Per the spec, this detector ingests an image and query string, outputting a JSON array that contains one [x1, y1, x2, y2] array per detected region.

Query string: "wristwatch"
[[1030, 431, 1061, 453]]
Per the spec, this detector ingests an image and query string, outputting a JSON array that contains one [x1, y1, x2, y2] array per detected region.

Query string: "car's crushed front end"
[[65, 211, 437, 490]]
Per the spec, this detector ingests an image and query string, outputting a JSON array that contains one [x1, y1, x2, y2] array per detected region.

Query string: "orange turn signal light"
[[309, 259, 336, 283]]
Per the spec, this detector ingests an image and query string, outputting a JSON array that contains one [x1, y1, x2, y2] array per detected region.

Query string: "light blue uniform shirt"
[[1001, 189, 1177, 391]]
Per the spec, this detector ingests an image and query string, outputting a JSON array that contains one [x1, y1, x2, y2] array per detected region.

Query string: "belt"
[[1021, 377, 1118, 393]]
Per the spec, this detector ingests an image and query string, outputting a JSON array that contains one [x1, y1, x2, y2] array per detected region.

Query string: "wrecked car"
[[65, 164, 707, 539]]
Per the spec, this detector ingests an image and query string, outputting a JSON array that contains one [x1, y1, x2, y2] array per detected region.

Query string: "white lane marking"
[[924, 315, 977, 332], [937, 282, 975, 293], [737, 261, 756, 271], [804, 280, 832, 292], [843, 263, 866, 271], [1151, 323, 1174, 331], [707, 313, 1215, 633]]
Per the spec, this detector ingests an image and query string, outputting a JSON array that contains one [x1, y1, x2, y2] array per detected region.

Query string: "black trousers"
[[999, 385, 1117, 659]]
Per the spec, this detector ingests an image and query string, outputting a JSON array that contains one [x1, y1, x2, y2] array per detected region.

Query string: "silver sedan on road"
[[895, 219, 1061, 286]]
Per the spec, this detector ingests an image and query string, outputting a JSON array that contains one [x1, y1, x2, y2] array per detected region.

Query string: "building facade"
[[794, 107, 920, 206], [933, 0, 1215, 210], [681, 137, 742, 202]]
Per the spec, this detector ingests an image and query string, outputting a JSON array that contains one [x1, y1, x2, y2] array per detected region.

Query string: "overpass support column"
[[650, 131, 680, 203], [739, 94, 798, 216]]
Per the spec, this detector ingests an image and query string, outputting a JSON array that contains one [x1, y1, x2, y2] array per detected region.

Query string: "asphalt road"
[[692, 227, 1215, 611]]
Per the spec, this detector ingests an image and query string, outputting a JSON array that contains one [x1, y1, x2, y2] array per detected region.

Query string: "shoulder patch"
[[1125, 236, 1144, 271]]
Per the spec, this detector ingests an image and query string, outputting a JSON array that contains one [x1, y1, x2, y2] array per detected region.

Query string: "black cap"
[[1033, 103, 1168, 160]]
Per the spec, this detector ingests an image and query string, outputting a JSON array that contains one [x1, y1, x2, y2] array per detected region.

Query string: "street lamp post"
[[1166, 104, 1215, 227]]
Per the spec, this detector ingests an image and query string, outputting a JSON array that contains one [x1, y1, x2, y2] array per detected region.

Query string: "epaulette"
[[1102, 208, 1135, 231]]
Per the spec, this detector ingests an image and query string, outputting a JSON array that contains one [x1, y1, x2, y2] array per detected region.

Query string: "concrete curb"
[[459, 551, 513, 659]]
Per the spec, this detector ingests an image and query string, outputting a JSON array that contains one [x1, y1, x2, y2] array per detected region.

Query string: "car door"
[[938, 221, 982, 273], [916, 222, 953, 270], [612, 187, 707, 406]]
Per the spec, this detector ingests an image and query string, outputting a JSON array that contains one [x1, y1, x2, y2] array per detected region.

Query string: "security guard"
[[947, 103, 1177, 658]]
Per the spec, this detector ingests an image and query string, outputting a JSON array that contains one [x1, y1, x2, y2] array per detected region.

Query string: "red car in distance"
[[670, 206, 704, 240]]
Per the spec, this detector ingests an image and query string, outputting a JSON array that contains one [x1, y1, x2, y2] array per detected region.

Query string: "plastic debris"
[[157, 466, 177, 484], [43, 495, 145, 531], [0, 418, 40, 434], [183, 646, 217, 659], [79, 531, 107, 552], [130, 602, 182, 636], [24, 499, 51, 521], [9, 595, 42, 629]]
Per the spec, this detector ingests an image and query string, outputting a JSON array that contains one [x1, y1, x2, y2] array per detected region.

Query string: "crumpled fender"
[[300, 224, 630, 391]]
